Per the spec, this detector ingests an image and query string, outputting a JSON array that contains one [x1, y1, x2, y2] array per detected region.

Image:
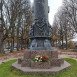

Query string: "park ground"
[[0, 48, 77, 77], [0, 48, 77, 64]]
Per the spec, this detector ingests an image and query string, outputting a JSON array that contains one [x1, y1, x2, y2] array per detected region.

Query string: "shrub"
[[68, 41, 75, 48]]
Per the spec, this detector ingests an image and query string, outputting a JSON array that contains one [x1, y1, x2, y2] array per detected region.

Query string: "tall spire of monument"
[[29, 0, 53, 50], [34, 0, 49, 20]]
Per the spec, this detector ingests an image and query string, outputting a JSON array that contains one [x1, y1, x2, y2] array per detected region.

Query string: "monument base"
[[12, 50, 71, 74], [12, 60, 70, 75]]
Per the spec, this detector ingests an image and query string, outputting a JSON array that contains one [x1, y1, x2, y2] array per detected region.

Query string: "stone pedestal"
[[18, 50, 64, 68], [12, 49, 71, 74], [31, 61, 51, 69]]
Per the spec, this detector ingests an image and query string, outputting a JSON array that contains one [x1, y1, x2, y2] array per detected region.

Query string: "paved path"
[[57, 48, 77, 61]]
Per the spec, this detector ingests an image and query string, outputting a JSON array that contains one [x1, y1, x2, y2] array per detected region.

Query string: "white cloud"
[[48, 0, 62, 25], [49, 12, 55, 25], [53, 0, 62, 7], [30, 0, 34, 3]]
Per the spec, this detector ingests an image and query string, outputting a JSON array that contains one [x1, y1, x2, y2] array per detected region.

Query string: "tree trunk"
[[10, 38, 14, 53], [21, 39, 23, 50], [17, 15, 21, 51], [61, 36, 64, 49], [58, 39, 61, 47], [10, 25, 14, 53], [25, 39, 27, 49], [0, 32, 5, 53], [27, 39, 29, 48], [25, 39, 28, 49], [17, 28, 20, 51], [21, 28, 24, 50], [17, 38, 20, 51], [8, 40, 10, 51], [0, 41, 4, 53], [65, 34, 68, 49]]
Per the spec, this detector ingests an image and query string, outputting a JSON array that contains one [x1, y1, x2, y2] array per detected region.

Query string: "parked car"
[[6, 46, 11, 49]]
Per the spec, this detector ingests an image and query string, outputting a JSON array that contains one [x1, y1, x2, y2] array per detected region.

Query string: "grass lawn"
[[0, 58, 77, 77], [0, 53, 8, 57]]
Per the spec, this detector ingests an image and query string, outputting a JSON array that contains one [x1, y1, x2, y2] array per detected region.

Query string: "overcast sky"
[[30, 0, 77, 41], [30, 0, 63, 25]]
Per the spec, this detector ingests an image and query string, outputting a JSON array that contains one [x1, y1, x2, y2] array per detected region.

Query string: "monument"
[[12, 0, 71, 74], [29, 0, 53, 50]]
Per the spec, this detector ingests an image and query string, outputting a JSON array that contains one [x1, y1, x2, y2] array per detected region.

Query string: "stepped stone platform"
[[12, 50, 71, 74], [12, 60, 70, 75]]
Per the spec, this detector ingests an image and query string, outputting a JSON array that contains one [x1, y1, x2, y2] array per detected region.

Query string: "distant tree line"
[[52, 0, 77, 49], [0, 0, 33, 53]]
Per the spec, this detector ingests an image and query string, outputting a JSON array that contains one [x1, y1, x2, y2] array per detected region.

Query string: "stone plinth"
[[31, 61, 51, 69], [23, 50, 58, 59], [17, 50, 63, 68], [12, 50, 71, 74], [12, 60, 71, 75]]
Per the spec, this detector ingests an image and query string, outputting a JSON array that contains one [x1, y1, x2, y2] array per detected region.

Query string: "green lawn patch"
[[72, 49, 77, 52], [0, 58, 77, 77], [0, 53, 8, 57]]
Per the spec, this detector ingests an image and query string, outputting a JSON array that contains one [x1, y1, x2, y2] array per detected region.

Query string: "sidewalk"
[[57, 48, 77, 61]]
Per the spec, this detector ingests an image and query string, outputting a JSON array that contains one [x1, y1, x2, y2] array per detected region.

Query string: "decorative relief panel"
[[30, 18, 52, 38]]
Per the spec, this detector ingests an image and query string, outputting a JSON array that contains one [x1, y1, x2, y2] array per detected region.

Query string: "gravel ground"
[[0, 50, 24, 64]]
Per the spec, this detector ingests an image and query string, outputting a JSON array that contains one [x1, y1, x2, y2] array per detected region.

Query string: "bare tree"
[[53, 5, 74, 49], [0, 0, 32, 53], [63, 0, 77, 32], [0, 0, 8, 53]]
